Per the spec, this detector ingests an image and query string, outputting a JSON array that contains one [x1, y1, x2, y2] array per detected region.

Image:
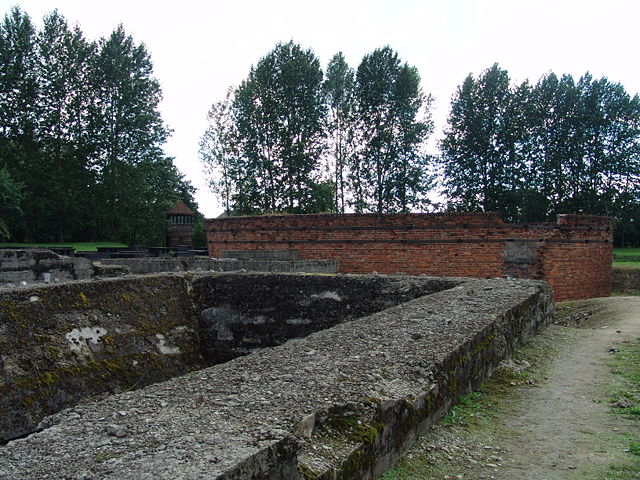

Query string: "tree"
[[441, 65, 640, 244], [0, 9, 194, 244], [574, 74, 640, 217], [0, 168, 23, 240], [525, 73, 581, 220], [230, 41, 327, 214], [90, 24, 170, 241], [324, 52, 355, 213], [23, 10, 97, 241], [353, 46, 433, 213], [0, 6, 37, 142], [200, 89, 239, 216], [0, 7, 38, 241], [440, 64, 527, 220]]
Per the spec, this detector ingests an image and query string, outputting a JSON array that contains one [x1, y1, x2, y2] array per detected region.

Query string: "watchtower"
[[166, 201, 194, 248]]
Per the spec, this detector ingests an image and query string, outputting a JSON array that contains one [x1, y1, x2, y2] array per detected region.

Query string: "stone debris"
[[613, 397, 634, 409]]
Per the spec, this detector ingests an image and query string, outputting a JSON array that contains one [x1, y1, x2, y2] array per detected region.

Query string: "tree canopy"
[[439, 64, 640, 244], [201, 43, 434, 216], [0, 7, 196, 244]]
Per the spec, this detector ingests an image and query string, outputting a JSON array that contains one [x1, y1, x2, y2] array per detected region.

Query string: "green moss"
[[47, 346, 59, 360], [102, 359, 123, 372], [471, 333, 496, 355], [77, 292, 89, 308], [41, 371, 59, 385], [343, 449, 364, 476], [298, 463, 318, 479], [362, 396, 382, 407], [94, 452, 120, 463], [0, 300, 19, 320], [325, 414, 383, 445], [60, 365, 82, 375]]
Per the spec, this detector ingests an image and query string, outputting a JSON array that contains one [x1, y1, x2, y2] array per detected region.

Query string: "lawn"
[[0, 242, 127, 252], [613, 247, 640, 268]]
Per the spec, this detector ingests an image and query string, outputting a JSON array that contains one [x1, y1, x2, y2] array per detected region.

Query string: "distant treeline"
[[201, 44, 640, 246], [0, 7, 196, 244]]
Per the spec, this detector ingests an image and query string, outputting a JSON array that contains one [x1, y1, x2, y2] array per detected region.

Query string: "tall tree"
[[526, 73, 581, 219], [324, 52, 354, 213], [225, 41, 327, 214], [0, 168, 23, 240], [353, 46, 433, 213], [90, 24, 170, 241], [0, 9, 195, 243], [441, 65, 640, 244], [440, 64, 526, 219], [26, 10, 97, 241], [574, 74, 640, 217], [0, 6, 37, 142], [0, 7, 38, 240], [200, 88, 239, 216]]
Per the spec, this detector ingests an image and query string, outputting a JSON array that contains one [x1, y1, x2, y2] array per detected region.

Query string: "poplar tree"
[[230, 41, 327, 213], [199, 89, 239, 216], [353, 46, 433, 213], [32, 10, 96, 241], [324, 52, 354, 213], [90, 24, 170, 241]]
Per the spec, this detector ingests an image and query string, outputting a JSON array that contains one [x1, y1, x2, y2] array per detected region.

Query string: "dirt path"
[[383, 296, 640, 480], [493, 296, 640, 479]]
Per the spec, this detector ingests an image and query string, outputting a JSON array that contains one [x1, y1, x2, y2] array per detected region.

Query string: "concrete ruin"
[[99, 249, 338, 275], [0, 248, 338, 286], [0, 271, 553, 479], [0, 248, 98, 284]]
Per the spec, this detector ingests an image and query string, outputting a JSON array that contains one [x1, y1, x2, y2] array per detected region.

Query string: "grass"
[[613, 248, 640, 257], [608, 338, 640, 416], [0, 242, 127, 252], [381, 326, 570, 480], [599, 337, 640, 479], [381, 326, 640, 480], [613, 247, 640, 267]]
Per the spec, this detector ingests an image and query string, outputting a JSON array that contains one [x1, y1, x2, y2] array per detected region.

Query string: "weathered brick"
[[205, 213, 612, 301]]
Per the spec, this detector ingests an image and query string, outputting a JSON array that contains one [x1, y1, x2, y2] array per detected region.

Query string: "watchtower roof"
[[167, 201, 194, 216]]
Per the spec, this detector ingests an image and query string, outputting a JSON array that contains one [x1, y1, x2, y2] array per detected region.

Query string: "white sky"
[[3, 0, 639, 217]]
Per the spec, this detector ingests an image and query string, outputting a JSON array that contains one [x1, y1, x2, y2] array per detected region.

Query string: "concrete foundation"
[[0, 272, 553, 479]]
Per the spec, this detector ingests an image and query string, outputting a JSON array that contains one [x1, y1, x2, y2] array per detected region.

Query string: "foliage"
[[324, 52, 355, 213], [200, 89, 238, 216], [0, 8, 196, 244], [440, 64, 529, 220], [191, 215, 207, 249], [0, 241, 126, 251], [0, 168, 23, 239], [440, 64, 640, 243], [201, 44, 435, 216], [352, 46, 434, 213], [232, 41, 327, 214]]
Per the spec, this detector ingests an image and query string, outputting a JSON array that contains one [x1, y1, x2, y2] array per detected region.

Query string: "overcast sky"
[[2, 0, 639, 217]]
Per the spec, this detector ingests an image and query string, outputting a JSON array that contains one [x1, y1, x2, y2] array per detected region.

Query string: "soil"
[[496, 297, 640, 479], [388, 296, 640, 479]]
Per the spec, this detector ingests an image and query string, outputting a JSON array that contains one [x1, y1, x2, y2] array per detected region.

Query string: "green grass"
[[613, 248, 640, 268], [614, 248, 640, 257], [382, 327, 640, 480], [565, 337, 640, 479], [613, 248, 640, 266], [381, 326, 569, 480], [0, 242, 127, 252]]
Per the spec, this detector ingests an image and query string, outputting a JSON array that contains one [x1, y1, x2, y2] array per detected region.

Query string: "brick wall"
[[205, 212, 612, 301]]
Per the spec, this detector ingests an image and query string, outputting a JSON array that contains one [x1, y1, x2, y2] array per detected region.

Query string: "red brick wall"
[[205, 212, 612, 301]]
